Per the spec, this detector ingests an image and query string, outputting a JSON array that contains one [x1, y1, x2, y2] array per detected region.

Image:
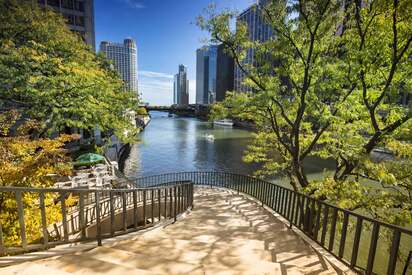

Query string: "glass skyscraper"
[[196, 45, 234, 104], [174, 65, 189, 105], [99, 39, 138, 94], [234, 0, 273, 93]]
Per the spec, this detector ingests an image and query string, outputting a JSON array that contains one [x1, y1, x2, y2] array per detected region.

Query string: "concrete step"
[[0, 262, 72, 275], [40, 253, 158, 275], [85, 246, 202, 274]]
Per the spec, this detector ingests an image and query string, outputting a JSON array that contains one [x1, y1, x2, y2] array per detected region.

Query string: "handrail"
[[1, 171, 411, 274], [0, 181, 194, 256], [130, 171, 412, 275]]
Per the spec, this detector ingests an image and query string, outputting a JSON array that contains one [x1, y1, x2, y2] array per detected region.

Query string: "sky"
[[95, 0, 255, 105]]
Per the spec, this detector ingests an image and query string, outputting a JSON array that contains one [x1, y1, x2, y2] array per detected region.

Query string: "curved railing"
[[1, 171, 411, 274], [0, 181, 193, 256], [132, 172, 412, 275]]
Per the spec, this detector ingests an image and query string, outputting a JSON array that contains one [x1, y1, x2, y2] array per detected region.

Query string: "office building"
[[196, 45, 234, 104], [234, 0, 273, 93], [99, 39, 138, 94], [174, 65, 189, 105], [36, 0, 96, 50]]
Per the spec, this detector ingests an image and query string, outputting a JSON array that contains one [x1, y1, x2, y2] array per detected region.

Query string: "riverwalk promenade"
[[1, 187, 351, 274]]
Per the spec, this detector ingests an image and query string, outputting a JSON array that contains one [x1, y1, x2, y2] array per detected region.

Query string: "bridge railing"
[[132, 171, 412, 275], [0, 182, 193, 256]]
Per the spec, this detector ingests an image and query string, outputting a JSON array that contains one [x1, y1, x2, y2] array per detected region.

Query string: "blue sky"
[[95, 0, 254, 105]]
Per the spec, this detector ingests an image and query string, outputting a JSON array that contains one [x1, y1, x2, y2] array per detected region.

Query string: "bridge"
[[144, 104, 210, 118]]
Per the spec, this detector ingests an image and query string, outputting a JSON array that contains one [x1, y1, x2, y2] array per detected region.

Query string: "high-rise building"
[[35, 0, 96, 50], [234, 0, 273, 93], [99, 39, 138, 94], [174, 65, 189, 105], [196, 45, 234, 104]]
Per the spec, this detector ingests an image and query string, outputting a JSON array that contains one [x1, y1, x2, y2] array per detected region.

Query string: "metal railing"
[[0, 181, 193, 255], [1, 171, 411, 274], [131, 172, 412, 275]]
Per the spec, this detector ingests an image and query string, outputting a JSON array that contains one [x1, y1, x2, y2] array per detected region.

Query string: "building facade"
[[234, 0, 273, 93], [36, 0, 96, 50], [196, 45, 234, 104], [174, 65, 189, 105], [99, 39, 138, 94]]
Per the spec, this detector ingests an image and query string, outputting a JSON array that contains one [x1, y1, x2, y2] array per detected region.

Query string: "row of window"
[[63, 14, 85, 27], [38, 0, 85, 12]]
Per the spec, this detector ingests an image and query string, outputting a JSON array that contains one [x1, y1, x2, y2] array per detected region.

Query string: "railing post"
[[328, 208, 338, 251], [387, 229, 400, 275], [133, 190, 138, 229], [151, 189, 154, 224], [164, 188, 168, 218], [110, 192, 115, 236], [174, 186, 177, 222], [16, 191, 27, 249], [169, 187, 173, 217], [366, 222, 380, 274], [158, 189, 161, 221], [79, 192, 86, 240], [402, 251, 412, 275], [350, 216, 363, 267], [95, 191, 102, 246], [39, 192, 49, 247], [60, 192, 69, 242], [122, 192, 127, 231], [320, 205, 329, 246], [143, 190, 147, 227], [338, 212, 349, 258], [0, 221, 4, 256]]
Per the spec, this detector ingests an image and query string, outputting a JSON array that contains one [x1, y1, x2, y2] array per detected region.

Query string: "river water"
[[123, 111, 333, 181]]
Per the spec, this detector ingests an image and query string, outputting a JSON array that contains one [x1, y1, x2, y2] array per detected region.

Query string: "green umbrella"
[[73, 153, 105, 167]]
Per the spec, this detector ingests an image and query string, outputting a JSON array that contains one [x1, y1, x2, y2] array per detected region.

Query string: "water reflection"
[[123, 111, 334, 181], [123, 111, 259, 177]]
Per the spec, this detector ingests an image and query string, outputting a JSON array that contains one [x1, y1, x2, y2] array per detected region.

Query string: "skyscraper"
[[196, 45, 234, 104], [234, 0, 273, 93], [99, 39, 138, 94], [35, 0, 96, 50], [174, 65, 189, 105]]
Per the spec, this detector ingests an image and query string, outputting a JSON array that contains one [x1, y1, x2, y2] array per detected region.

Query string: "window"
[[75, 16, 85, 27], [74, 0, 84, 11], [63, 14, 75, 25], [61, 0, 73, 9], [47, 0, 60, 7]]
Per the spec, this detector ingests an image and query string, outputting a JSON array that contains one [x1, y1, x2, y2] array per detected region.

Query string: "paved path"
[[1, 188, 350, 274]]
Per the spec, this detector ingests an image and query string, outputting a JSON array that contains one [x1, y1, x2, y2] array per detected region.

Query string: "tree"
[[0, 110, 76, 246], [0, 0, 139, 143], [199, 0, 412, 226]]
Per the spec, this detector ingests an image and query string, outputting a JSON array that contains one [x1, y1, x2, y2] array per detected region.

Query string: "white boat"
[[213, 119, 234, 127], [205, 134, 215, 142]]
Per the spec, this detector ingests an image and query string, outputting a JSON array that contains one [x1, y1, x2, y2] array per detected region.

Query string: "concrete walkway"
[[1, 188, 351, 274]]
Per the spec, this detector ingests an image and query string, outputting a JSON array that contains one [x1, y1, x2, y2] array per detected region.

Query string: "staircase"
[[1, 188, 352, 274]]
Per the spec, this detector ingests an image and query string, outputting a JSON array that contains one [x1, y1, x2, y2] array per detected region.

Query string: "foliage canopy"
[[0, 0, 139, 143], [199, 0, 412, 226]]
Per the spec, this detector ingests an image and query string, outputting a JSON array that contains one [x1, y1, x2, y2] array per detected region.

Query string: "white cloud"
[[138, 70, 173, 106], [139, 71, 173, 79], [119, 0, 145, 9], [138, 71, 196, 106]]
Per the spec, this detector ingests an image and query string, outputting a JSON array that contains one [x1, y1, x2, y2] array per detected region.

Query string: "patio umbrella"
[[73, 153, 105, 167]]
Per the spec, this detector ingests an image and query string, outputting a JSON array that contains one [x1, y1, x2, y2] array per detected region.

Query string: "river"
[[123, 111, 333, 182]]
